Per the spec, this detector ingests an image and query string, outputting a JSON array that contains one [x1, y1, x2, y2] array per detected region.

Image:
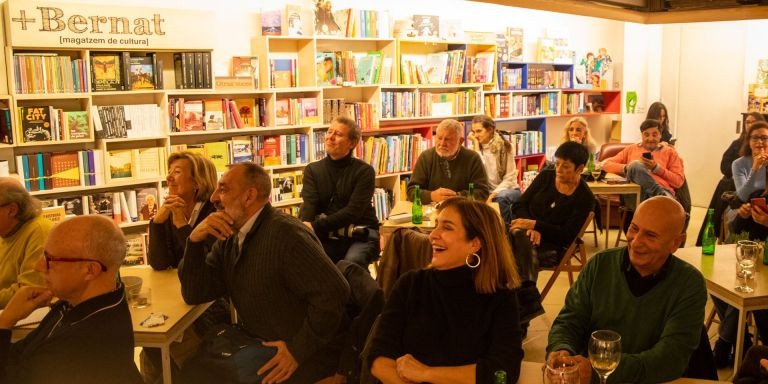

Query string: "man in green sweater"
[[407, 119, 490, 204], [547, 196, 707, 384]]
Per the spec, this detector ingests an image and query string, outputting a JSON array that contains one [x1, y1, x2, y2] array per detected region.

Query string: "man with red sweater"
[[602, 119, 685, 202]]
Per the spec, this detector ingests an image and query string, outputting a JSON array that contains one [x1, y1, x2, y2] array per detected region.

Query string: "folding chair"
[[540, 211, 595, 301]]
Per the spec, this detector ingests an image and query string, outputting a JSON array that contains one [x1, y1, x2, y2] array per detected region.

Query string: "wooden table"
[[13, 266, 211, 384], [380, 200, 500, 235], [676, 244, 768, 373], [519, 361, 728, 383], [586, 179, 641, 249]]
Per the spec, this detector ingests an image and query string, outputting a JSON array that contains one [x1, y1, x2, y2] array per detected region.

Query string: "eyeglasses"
[[750, 135, 768, 142], [44, 252, 107, 272]]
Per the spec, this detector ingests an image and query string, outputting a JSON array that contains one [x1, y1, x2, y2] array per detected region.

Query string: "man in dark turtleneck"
[[300, 116, 379, 267]]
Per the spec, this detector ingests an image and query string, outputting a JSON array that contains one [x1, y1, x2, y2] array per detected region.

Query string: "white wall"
[[660, 22, 748, 207], [620, 22, 661, 143]]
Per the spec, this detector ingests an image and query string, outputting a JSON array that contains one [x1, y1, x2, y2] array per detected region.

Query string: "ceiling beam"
[[471, 0, 768, 24]]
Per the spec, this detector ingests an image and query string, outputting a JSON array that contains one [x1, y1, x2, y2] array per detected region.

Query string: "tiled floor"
[[525, 206, 736, 380]]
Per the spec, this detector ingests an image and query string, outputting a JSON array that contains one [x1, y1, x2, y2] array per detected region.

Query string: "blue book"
[[20, 155, 31, 190], [36, 153, 45, 190]]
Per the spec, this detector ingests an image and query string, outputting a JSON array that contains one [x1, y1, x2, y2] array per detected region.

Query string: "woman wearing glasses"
[[714, 120, 768, 368], [732, 121, 768, 204]]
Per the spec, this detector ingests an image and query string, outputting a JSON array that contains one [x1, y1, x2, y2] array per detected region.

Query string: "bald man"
[[546, 196, 707, 384], [0, 215, 142, 384], [0, 177, 50, 308]]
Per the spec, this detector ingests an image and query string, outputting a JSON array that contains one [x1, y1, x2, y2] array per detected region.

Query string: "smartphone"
[[751, 197, 768, 213], [642, 152, 653, 160]]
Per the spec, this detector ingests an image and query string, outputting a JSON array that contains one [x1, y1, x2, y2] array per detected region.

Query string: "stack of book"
[[169, 97, 268, 132], [92, 104, 160, 139], [418, 90, 480, 117], [381, 91, 417, 118], [355, 133, 430, 175], [16, 150, 105, 191], [172, 51, 211, 89], [91, 52, 166, 91], [275, 98, 320, 126]]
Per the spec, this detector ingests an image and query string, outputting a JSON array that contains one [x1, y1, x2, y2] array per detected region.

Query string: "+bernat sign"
[[4, 0, 214, 49]]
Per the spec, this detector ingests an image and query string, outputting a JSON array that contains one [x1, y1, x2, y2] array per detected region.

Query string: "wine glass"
[[543, 355, 580, 384], [735, 240, 758, 293], [591, 163, 602, 182], [589, 330, 621, 384]]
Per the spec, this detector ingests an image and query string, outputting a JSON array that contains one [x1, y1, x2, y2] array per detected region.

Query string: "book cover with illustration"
[[182, 100, 205, 131], [50, 151, 80, 188], [261, 9, 282, 36], [507, 27, 524, 61], [234, 98, 257, 127], [64, 111, 89, 140], [128, 56, 155, 90], [316, 52, 340, 86], [412, 15, 439, 39], [273, 172, 296, 200], [203, 99, 224, 131], [285, 4, 304, 36], [107, 150, 134, 180], [88, 193, 114, 218], [232, 56, 259, 89], [58, 196, 87, 216], [91, 54, 122, 91], [275, 98, 291, 125], [123, 234, 147, 266], [300, 98, 319, 124], [271, 57, 295, 88], [20, 106, 53, 142]]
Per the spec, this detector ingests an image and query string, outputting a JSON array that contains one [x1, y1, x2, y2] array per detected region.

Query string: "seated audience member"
[[369, 197, 523, 383], [714, 192, 768, 367], [732, 121, 768, 204], [467, 115, 521, 224], [561, 116, 597, 154], [180, 162, 350, 383], [509, 141, 595, 282], [149, 151, 218, 270], [0, 177, 50, 308], [143, 151, 228, 383], [733, 345, 768, 384], [408, 119, 490, 204], [696, 112, 766, 246], [646, 101, 673, 144], [0, 215, 142, 384], [547, 196, 707, 384], [602, 119, 685, 202], [300, 116, 380, 267]]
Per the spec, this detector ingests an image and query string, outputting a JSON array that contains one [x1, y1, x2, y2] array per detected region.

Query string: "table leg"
[[161, 345, 172, 384], [734, 309, 748, 376], [604, 199, 611, 249]]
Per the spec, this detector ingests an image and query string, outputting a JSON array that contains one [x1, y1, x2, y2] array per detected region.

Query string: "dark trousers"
[[322, 228, 380, 268]]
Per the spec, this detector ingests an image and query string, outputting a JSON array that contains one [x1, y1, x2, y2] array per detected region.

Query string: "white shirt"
[[236, 206, 264, 251]]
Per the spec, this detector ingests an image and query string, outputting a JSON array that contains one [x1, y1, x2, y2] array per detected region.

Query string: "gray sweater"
[[179, 204, 350, 382], [407, 147, 490, 204]]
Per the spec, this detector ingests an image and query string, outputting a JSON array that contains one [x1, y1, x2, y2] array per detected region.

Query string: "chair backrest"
[[598, 142, 632, 162]]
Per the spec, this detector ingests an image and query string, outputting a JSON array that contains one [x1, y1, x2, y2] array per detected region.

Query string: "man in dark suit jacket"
[[181, 162, 350, 383]]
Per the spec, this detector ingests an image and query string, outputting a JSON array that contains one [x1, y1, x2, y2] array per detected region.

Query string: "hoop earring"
[[465, 252, 481, 268]]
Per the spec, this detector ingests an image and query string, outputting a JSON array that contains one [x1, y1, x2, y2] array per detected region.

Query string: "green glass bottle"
[[702, 208, 716, 256], [494, 370, 507, 384], [763, 237, 768, 265], [412, 185, 423, 224], [468, 182, 475, 200], [587, 152, 595, 173]]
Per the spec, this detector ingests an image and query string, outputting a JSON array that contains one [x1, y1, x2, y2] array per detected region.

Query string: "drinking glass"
[[543, 355, 580, 384], [589, 330, 621, 384], [591, 163, 602, 182], [735, 240, 758, 293]]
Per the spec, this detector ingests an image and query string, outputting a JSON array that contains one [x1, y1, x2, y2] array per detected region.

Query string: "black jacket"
[[148, 200, 216, 270], [0, 286, 142, 384], [300, 154, 379, 234]]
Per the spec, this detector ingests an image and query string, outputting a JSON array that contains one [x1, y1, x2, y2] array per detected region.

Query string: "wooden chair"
[[540, 211, 595, 301]]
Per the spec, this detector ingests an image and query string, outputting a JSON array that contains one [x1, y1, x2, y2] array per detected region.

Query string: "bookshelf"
[[0, 7, 623, 225]]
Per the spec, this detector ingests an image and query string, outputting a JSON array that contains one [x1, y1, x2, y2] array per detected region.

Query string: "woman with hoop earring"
[[369, 197, 524, 384]]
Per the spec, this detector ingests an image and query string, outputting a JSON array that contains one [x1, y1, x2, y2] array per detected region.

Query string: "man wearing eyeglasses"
[[407, 119, 490, 204], [0, 177, 51, 308], [602, 119, 685, 202], [0, 215, 142, 384]]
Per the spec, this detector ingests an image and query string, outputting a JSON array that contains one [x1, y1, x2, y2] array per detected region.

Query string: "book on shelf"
[[124, 234, 148, 266], [169, 98, 267, 131], [314, 131, 327, 160], [91, 53, 123, 91], [381, 91, 418, 118], [316, 2, 342, 36], [269, 54, 298, 88], [537, 37, 556, 63], [136, 187, 159, 221], [49, 152, 80, 189], [272, 171, 298, 201], [205, 142, 230, 174], [412, 15, 439, 39], [331, 9, 390, 38], [355, 133, 431, 175], [128, 56, 155, 90], [507, 28, 524, 61], [173, 52, 212, 89], [0, 109, 12, 145], [261, 9, 282, 36], [316, 52, 341, 86], [231, 56, 260, 89], [401, 49, 465, 85], [373, 188, 393, 222], [13, 53, 88, 94], [108, 150, 134, 180], [106, 147, 166, 182], [230, 136, 254, 164], [418, 89, 481, 117], [19, 106, 53, 142], [92, 104, 162, 139], [471, 52, 496, 84], [440, 19, 463, 41], [276, 205, 300, 217], [285, 4, 305, 36], [182, 100, 205, 131], [275, 98, 320, 125], [356, 52, 382, 85], [203, 99, 225, 131], [0, 161, 8, 177], [19, 150, 104, 190], [64, 111, 89, 140], [89, 192, 114, 218]]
